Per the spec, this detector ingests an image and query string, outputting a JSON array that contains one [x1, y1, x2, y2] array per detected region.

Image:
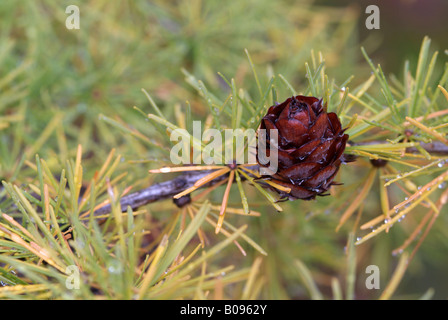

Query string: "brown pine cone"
[[257, 95, 349, 200]]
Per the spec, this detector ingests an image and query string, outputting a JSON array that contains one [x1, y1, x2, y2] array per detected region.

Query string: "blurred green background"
[[1, 0, 447, 299]]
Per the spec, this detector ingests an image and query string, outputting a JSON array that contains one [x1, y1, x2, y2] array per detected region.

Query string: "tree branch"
[[403, 141, 448, 155], [351, 140, 448, 155], [92, 140, 448, 216]]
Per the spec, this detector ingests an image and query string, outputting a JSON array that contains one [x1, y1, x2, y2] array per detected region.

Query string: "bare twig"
[[93, 169, 232, 216]]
